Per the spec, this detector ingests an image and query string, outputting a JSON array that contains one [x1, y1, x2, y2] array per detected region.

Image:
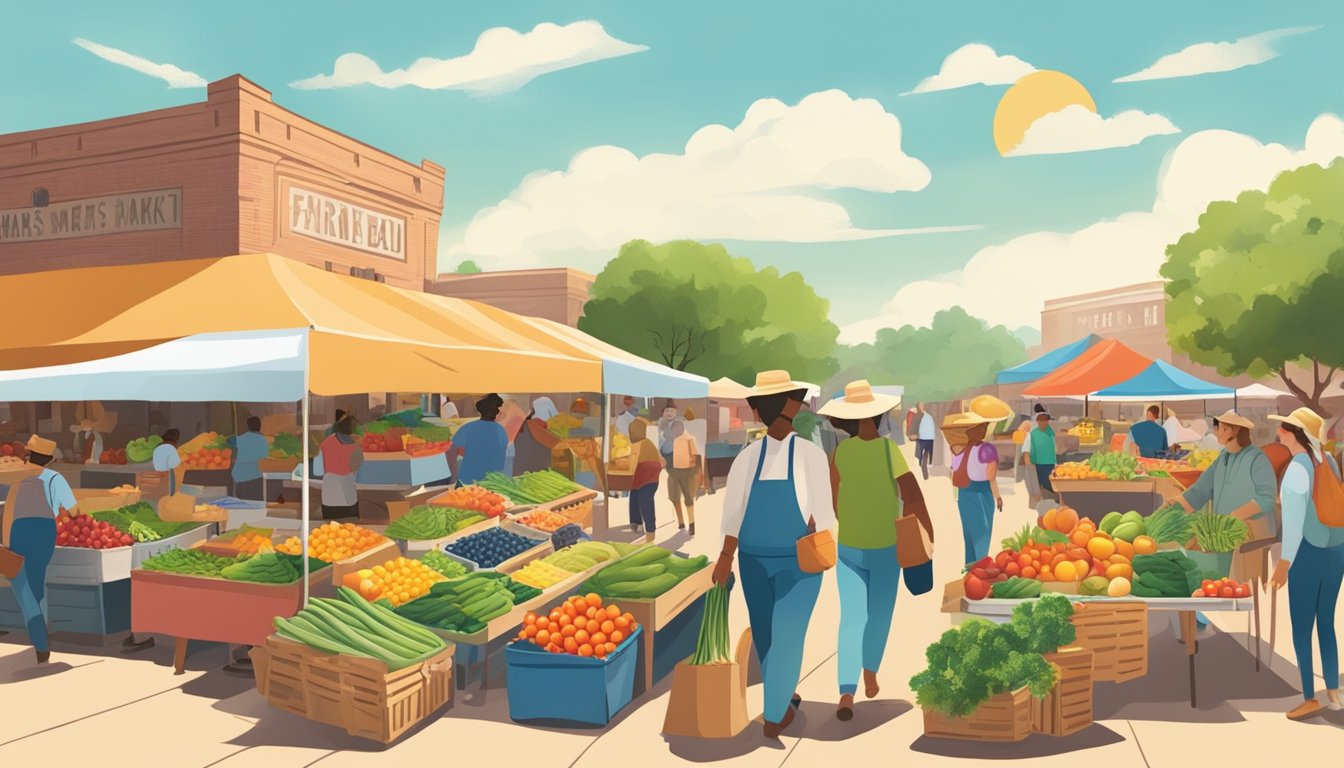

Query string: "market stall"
[[996, 334, 1104, 386]]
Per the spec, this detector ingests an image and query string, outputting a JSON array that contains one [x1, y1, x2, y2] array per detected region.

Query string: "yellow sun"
[[993, 70, 1097, 156]]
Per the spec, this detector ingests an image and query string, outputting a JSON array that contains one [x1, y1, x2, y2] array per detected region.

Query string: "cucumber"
[[620, 546, 672, 568], [604, 562, 667, 582]]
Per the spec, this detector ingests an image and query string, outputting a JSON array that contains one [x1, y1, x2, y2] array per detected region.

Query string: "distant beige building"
[[427, 267, 595, 327]]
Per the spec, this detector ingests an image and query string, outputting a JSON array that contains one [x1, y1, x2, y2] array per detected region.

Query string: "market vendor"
[[70, 419, 103, 465], [319, 413, 363, 519], [152, 428, 182, 495], [514, 404, 561, 475], [1127, 405, 1169, 458], [229, 417, 269, 500], [448, 394, 507, 487], [8, 435, 76, 664], [714, 370, 836, 740], [1021, 407, 1058, 500]]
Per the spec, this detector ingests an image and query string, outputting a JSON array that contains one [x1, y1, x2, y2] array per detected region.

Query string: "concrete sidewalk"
[[2, 443, 1341, 766]]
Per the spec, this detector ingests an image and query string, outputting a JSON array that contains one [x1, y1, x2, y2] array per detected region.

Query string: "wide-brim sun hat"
[[1212, 409, 1254, 431], [818, 379, 901, 420], [1269, 407, 1327, 444], [962, 394, 1013, 425], [748, 370, 810, 397]]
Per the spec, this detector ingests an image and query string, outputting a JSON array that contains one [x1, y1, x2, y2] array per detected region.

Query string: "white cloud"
[[841, 113, 1344, 344], [905, 43, 1036, 95], [72, 38, 206, 88], [291, 21, 647, 94], [446, 89, 976, 267], [1007, 104, 1180, 156], [1114, 26, 1320, 83]]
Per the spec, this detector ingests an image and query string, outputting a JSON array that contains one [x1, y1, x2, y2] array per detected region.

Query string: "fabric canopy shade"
[[0, 253, 602, 396], [708, 377, 753, 400], [1089, 359, 1234, 402], [516, 316, 709, 399], [996, 334, 1102, 384], [1022, 339, 1153, 397]]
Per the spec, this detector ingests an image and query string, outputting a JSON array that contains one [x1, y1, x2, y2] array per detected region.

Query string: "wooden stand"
[[1069, 601, 1148, 682], [923, 687, 1032, 742], [1033, 647, 1094, 736]]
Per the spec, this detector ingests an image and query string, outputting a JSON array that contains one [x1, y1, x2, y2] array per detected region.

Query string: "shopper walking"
[[627, 418, 663, 542], [666, 420, 700, 535], [6, 436, 74, 664], [947, 397, 1009, 565], [1021, 408, 1058, 500], [320, 413, 364, 519], [912, 402, 936, 480], [1269, 407, 1344, 721], [820, 381, 932, 721], [713, 370, 836, 740], [448, 394, 508, 487]]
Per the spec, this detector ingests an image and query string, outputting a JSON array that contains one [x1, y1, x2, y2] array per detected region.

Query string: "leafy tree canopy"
[[579, 240, 840, 383], [455, 260, 482, 274], [1163, 160, 1344, 415], [839, 307, 1028, 404]]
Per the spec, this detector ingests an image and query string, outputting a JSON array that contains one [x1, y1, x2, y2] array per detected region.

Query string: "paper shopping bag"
[[662, 628, 752, 739]]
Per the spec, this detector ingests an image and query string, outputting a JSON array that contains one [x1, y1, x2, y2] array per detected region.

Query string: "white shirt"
[[151, 443, 181, 472], [440, 401, 459, 419], [918, 412, 936, 441], [721, 435, 836, 543], [615, 410, 638, 438]]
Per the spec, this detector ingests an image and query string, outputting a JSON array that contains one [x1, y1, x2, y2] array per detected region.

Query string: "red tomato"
[[1203, 583, 1220, 597], [963, 574, 991, 600], [1220, 586, 1235, 598], [1234, 585, 1249, 598]]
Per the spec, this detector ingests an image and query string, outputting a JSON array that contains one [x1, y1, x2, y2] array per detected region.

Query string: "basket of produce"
[[1183, 511, 1250, 578], [505, 593, 643, 726], [253, 587, 454, 744], [393, 572, 543, 639], [275, 521, 396, 586], [913, 595, 1075, 742], [1032, 646, 1094, 737], [443, 521, 551, 571], [1068, 601, 1148, 682], [475, 470, 585, 507], [49, 511, 136, 584], [384, 505, 490, 555], [663, 584, 752, 739]]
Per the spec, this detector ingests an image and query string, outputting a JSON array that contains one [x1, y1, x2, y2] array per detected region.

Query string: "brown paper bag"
[[662, 628, 753, 739]]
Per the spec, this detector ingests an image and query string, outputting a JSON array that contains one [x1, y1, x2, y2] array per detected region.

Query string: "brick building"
[[427, 267, 595, 327], [0, 75, 445, 290]]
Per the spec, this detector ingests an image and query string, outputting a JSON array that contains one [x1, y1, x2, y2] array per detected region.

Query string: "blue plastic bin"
[[505, 625, 642, 726]]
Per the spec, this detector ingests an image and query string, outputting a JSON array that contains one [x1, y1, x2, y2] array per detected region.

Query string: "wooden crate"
[[539, 490, 598, 530], [922, 687, 1032, 742], [1033, 646, 1094, 736], [252, 634, 454, 744], [617, 557, 713, 695], [1069, 601, 1148, 682]]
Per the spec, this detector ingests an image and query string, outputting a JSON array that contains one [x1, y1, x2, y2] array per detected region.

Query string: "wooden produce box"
[[616, 556, 713, 695], [251, 634, 454, 744], [440, 519, 552, 573], [922, 687, 1032, 742], [539, 490, 597, 530], [1033, 646, 1094, 737], [48, 545, 134, 585], [1052, 478, 1157, 494], [1069, 601, 1148, 683], [131, 567, 334, 648], [328, 538, 400, 587]]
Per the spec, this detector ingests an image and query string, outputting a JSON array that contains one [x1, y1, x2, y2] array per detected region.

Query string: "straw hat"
[[962, 395, 1013, 425], [1212, 409, 1254, 431], [818, 379, 901, 420], [747, 370, 810, 397], [1269, 407, 1327, 444], [26, 435, 56, 455]]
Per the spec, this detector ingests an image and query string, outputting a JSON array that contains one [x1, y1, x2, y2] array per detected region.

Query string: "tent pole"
[[301, 335, 311, 606]]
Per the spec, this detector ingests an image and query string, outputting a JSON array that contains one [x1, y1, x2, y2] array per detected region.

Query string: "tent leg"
[[599, 392, 611, 536], [301, 350, 311, 606]]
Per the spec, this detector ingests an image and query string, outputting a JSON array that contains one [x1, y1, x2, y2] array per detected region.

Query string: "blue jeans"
[[739, 553, 822, 724], [630, 483, 658, 533], [957, 481, 995, 565], [10, 517, 57, 653], [1288, 541, 1344, 698], [836, 544, 900, 695]]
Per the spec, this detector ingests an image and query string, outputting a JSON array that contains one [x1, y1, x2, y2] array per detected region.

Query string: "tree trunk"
[[1278, 367, 1334, 419]]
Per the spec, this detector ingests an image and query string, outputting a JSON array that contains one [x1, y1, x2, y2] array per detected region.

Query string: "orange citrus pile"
[[1052, 461, 1107, 480], [276, 522, 386, 562], [434, 485, 510, 517], [226, 531, 274, 555], [342, 556, 445, 606], [517, 593, 637, 658], [515, 509, 573, 532]]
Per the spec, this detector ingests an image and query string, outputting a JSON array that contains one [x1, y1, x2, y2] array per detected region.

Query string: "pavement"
[[2, 442, 1342, 766]]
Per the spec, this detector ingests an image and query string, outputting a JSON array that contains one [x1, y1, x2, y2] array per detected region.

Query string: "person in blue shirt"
[[228, 417, 270, 500], [7, 435, 77, 664], [1127, 405, 1169, 459], [449, 394, 508, 487]]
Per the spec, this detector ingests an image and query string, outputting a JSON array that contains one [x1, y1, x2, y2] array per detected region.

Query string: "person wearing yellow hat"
[[8, 435, 78, 664], [713, 370, 836, 740], [946, 396, 1011, 566], [819, 380, 931, 722], [1269, 407, 1344, 720]]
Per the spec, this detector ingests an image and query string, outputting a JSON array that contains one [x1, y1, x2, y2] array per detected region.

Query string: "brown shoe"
[[763, 705, 797, 740], [1287, 699, 1324, 721], [864, 669, 881, 699], [837, 694, 854, 721]]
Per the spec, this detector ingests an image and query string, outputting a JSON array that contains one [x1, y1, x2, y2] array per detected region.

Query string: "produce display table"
[[1050, 478, 1159, 520], [962, 596, 1253, 707], [620, 560, 713, 696], [131, 567, 334, 674]]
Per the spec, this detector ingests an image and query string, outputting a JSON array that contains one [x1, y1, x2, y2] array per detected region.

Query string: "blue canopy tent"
[[996, 334, 1103, 384], [1089, 359, 1234, 402]]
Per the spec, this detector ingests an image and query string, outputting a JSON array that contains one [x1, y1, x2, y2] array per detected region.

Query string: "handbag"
[[0, 544, 23, 579], [887, 441, 933, 568], [797, 529, 836, 573]]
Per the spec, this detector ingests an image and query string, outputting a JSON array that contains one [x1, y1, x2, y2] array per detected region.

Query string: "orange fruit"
[[592, 632, 607, 646], [606, 605, 621, 620], [578, 644, 594, 657], [1072, 559, 1090, 578], [1022, 566, 1038, 579], [1115, 540, 1135, 559], [584, 593, 603, 608], [1087, 538, 1116, 560], [564, 637, 578, 653], [1133, 536, 1157, 555], [1042, 509, 1058, 532], [610, 630, 624, 644], [1106, 563, 1133, 580], [1054, 561, 1078, 582], [601, 620, 615, 635], [575, 629, 590, 644], [1054, 507, 1079, 533]]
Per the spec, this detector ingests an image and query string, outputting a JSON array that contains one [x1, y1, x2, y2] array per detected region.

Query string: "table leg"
[[1253, 578, 1262, 672], [1268, 587, 1277, 672], [1180, 611, 1197, 708], [173, 637, 188, 675]]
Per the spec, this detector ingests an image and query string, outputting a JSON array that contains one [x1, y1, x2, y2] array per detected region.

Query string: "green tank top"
[[834, 437, 906, 549]]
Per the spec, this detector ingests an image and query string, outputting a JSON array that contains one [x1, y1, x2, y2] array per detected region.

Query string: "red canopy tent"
[[1022, 339, 1153, 397]]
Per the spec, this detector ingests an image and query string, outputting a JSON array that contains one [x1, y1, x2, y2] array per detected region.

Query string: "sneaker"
[[35, 650, 50, 664], [1326, 693, 1343, 712], [688, 523, 696, 536], [1287, 699, 1324, 721]]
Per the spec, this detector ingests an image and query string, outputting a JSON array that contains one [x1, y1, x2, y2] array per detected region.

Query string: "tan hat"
[[942, 412, 981, 429], [818, 380, 901, 420], [26, 435, 56, 455], [959, 394, 1013, 425], [1212, 409, 1254, 431], [1269, 407, 1327, 444], [748, 370, 810, 397]]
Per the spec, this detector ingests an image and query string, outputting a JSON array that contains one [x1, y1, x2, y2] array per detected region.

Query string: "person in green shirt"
[[1021, 406, 1058, 500], [819, 380, 932, 722]]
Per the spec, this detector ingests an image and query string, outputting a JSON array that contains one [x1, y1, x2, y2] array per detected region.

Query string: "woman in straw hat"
[[819, 380, 932, 721], [8, 435, 78, 664], [1269, 407, 1344, 720], [713, 370, 836, 740], [946, 396, 1010, 565]]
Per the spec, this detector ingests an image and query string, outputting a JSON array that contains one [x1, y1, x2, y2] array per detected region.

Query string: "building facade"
[[0, 75, 445, 291], [427, 267, 595, 327]]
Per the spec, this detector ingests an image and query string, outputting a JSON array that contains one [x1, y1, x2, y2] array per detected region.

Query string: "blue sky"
[[2, 0, 1339, 335]]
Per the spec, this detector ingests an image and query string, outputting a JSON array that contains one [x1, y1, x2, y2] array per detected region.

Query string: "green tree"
[[838, 307, 1027, 403], [579, 240, 840, 382], [455, 260, 482, 274], [1163, 160, 1344, 415]]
